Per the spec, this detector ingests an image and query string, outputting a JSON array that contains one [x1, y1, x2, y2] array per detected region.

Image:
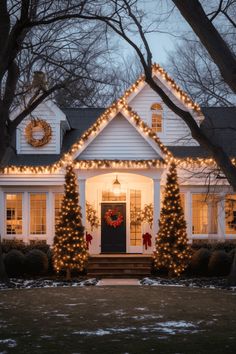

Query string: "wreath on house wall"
[[25, 119, 52, 147], [104, 209, 124, 228]]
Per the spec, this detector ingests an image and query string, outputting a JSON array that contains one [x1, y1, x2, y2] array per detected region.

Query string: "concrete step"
[[87, 255, 152, 278], [88, 263, 151, 269]]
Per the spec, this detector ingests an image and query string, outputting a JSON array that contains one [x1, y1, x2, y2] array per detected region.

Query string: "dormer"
[[14, 99, 70, 155]]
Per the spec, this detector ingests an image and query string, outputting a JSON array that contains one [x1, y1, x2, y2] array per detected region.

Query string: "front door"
[[101, 203, 126, 253]]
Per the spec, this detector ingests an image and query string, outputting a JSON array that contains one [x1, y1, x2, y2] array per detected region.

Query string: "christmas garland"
[[104, 209, 123, 228], [25, 119, 52, 147], [86, 202, 99, 231]]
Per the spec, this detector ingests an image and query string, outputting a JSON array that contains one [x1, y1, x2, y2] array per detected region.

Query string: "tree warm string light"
[[154, 162, 191, 277], [53, 165, 88, 280]]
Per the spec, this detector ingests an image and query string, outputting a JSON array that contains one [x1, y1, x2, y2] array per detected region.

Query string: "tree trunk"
[[66, 268, 71, 281], [172, 0, 236, 94], [228, 253, 236, 286]]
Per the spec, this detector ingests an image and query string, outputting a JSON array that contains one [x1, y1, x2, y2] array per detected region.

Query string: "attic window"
[[151, 103, 162, 133]]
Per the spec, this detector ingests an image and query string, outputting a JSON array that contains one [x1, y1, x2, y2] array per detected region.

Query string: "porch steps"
[[87, 255, 153, 278]]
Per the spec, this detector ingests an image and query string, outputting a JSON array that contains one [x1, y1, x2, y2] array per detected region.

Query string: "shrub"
[[25, 249, 48, 275], [208, 251, 231, 276], [47, 248, 54, 274], [191, 241, 236, 253], [4, 250, 26, 277], [229, 248, 236, 264], [189, 248, 211, 276], [2, 239, 50, 254]]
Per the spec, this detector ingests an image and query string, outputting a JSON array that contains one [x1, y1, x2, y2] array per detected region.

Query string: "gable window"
[[192, 194, 218, 234], [151, 103, 163, 133], [6, 194, 23, 235]]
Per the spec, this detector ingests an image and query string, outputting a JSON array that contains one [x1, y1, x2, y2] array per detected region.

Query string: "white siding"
[[129, 78, 198, 146], [79, 114, 160, 160], [16, 101, 64, 154]]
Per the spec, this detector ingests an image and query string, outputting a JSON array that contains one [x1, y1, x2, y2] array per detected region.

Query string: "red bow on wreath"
[[142, 233, 152, 250], [86, 232, 93, 249]]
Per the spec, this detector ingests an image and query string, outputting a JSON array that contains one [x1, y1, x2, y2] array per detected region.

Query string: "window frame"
[[5, 193, 23, 236], [29, 192, 47, 236], [191, 193, 218, 236], [150, 103, 163, 134]]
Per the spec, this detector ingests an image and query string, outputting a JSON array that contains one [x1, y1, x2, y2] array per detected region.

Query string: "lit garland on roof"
[[0, 64, 222, 175], [121, 63, 201, 113], [2, 157, 235, 176]]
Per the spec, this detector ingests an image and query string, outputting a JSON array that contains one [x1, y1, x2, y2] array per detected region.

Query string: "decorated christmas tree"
[[53, 165, 88, 280], [154, 162, 191, 276]]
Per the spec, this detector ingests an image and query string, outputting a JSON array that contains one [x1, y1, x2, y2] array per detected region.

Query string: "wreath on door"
[[104, 208, 124, 228]]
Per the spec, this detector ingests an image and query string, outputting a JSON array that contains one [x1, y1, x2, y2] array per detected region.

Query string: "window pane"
[[102, 190, 126, 201], [6, 194, 23, 234], [30, 193, 46, 234], [130, 190, 142, 246], [151, 103, 162, 133], [225, 194, 236, 234], [55, 193, 64, 227], [192, 194, 218, 234]]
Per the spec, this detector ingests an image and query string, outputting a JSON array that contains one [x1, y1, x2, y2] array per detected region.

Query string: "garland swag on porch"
[[53, 165, 88, 280], [154, 162, 191, 277]]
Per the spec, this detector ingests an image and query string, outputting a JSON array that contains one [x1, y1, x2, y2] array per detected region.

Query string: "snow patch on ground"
[[0, 339, 17, 348], [0, 278, 98, 290], [71, 321, 200, 337], [140, 277, 236, 290]]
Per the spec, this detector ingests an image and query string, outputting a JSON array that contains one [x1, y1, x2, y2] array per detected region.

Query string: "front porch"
[[82, 171, 162, 255]]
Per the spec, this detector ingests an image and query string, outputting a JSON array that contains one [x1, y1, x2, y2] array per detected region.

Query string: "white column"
[[78, 178, 86, 227], [218, 194, 225, 241], [47, 191, 54, 245], [0, 189, 5, 240], [153, 179, 161, 239], [185, 191, 192, 243], [23, 192, 29, 243]]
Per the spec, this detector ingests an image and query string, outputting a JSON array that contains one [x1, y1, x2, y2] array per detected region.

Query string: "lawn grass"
[[0, 286, 236, 353]]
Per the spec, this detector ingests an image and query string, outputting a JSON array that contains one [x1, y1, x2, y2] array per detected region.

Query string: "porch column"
[[185, 191, 192, 243], [78, 178, 86, 227], [153, 178, 161, 239]]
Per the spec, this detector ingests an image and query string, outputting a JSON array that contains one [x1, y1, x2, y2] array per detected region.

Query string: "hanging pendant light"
[[113, 175, 121, 195]]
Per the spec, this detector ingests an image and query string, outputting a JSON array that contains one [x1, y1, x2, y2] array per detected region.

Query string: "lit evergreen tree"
[[154, 162, 191, 276], [53, 165, 88, 280]]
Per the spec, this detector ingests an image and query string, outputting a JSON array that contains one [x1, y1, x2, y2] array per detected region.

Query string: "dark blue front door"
[[101, 203, 126, 253]]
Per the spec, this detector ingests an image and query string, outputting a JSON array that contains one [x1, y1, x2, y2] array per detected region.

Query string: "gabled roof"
[[6, 106, 236, 167], [61, 101, 172, 164], [120, 63, 201, 114]]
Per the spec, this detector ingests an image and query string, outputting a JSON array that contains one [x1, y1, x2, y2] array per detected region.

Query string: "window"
[[102, 190, 126, 201], [225, 194, 236, 234], [151, 103, 163, 133], [130, 190, 142, 246], [30, 193, 46, 234], [192, 194, 218, 234], [55, 193, 64, 227], [6, 194, 23, 234]]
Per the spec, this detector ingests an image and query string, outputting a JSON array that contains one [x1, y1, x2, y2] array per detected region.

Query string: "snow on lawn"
[[0, 339, 17, 348], [0, 278, 98, 290], [140, 277, 236, 290], [71, 321, 200, 337]]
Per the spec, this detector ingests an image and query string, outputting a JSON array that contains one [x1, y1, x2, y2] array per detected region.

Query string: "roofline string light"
[[1, 64, 209, 175]]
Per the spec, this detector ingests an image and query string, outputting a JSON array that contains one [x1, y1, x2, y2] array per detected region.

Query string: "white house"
[[1, 64, 236, 255]]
